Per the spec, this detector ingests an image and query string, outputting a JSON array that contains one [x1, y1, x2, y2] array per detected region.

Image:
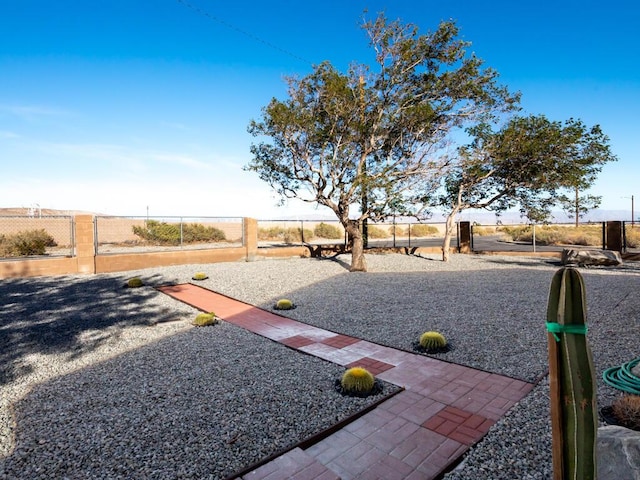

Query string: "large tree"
[[246, 14, 518, 271], [434, 115, 616, 260]]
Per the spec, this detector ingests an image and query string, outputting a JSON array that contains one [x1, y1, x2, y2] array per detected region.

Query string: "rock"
[[561, 248, 623, 266], [598, 425, 640, 480]]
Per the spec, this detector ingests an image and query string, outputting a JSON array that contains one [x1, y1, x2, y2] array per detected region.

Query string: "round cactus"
[[612, 395, 640, 430], [192, 312, 217, 327], [419, 331, 447, 350], [341, 367, 375, 394], [126, 277, 144, 288], [274, 298, 294, 310], [192, 272, 209, 281]]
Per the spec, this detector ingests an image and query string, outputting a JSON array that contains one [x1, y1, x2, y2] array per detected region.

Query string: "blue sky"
[[1, 0, 638, 220]]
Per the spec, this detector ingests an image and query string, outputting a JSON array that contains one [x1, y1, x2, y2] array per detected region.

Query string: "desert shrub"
[[626, 226, 640, 248], [274, 298, 294, 310], [472, 226, 497, 236], [182, 223, 226, 243], [409, 224, 439, 237], [387, 225, 407, 236], [285, 228, 314, 243], [133, 220, 181, 245], [133, 220, 226, 245], [612, 395, 640, 430], [258, 226, 314, 243], [0, 229, 57, 257], [192, 312, 218, 327], [314, 222, 342, 239], [419, 331, 448, 351], [341, 367, 375, 394], [366, 225, 388, 239]]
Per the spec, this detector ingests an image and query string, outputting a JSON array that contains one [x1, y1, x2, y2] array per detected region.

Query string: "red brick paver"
[[159, 283, 535, 480]]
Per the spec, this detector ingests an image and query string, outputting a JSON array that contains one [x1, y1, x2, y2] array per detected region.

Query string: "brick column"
[[75, 215, 96, 274], [605, 221, 623, 252], [459, 221, 471, 253], [244, 218, 258, 262]]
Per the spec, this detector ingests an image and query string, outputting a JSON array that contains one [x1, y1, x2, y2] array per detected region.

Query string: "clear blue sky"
[[1, 0, 638, 219]]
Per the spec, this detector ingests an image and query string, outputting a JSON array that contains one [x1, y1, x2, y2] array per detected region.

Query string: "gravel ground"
[[1, 252, 639, 479]]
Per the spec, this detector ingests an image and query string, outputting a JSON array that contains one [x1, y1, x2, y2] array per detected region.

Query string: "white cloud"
[[0, 104, 74, 121]]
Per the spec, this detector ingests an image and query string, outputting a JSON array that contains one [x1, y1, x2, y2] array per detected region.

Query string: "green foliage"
[[546, 267, 596, 479], [182, 223, 226, 243], [612, 395, 640, 431], [314, 222, 342, 239], [192, 312, 217, 327], [192, 272, 209, 281], [409, 224, 439, 237], [419, 331, 448, 350], [341, 367, 375, 394], [126, 277, 144, 288], [0, 229, 57, 257], [133, 220, 226, 245], [274, 298, 294, 310]]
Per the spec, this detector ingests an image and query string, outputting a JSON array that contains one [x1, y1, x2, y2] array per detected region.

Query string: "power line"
[[175, 0, 313, 66]]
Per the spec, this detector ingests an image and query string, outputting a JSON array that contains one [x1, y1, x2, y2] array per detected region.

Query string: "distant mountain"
[[271, 209, 633, 224], [0, 207, 101, 216]]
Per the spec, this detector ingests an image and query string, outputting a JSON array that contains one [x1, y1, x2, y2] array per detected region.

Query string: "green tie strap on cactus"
[[603, 357, 640, 395], [545, 322, 588, 343], [546, 267, 597, 480]]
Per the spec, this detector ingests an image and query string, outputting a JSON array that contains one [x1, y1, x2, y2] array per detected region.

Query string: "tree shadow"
[[0, 273, 180, 386]]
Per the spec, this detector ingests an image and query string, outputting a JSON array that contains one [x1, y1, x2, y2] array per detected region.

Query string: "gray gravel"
[[1, 252, 639, 479]]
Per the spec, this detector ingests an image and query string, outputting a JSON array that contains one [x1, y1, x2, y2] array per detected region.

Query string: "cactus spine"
[[546, 267, 597, 480]]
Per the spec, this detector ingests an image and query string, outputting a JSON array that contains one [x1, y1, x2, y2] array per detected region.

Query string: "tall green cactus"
[[546, 267, 597, 480]]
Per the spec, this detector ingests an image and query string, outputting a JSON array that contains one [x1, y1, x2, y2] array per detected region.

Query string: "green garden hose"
[[602, 357, 640, 394]]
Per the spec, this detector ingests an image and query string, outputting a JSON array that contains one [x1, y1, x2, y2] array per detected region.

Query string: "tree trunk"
[[345, 220, 367, 272], [442, 210, 458, 262]]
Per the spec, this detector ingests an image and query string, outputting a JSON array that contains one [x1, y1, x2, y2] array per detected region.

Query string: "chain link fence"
[[470, 222, 607, 253], [623, 222, 640, 253], [95, 216, 244, 254], [0, 216, 74, 258], [256, 219, 450, 249]]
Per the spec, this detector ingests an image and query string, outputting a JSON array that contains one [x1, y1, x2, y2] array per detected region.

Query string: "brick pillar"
[[75, 215, 96, 274], [605, 221, 623, 252], [244, 218, 258, 262], [459, 221, 471, 253]]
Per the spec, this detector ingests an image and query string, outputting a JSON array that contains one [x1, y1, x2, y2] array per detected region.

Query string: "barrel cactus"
[[192, 272, 208, 281], [274, 298, 294, 310], [192, 312, 217, 327], [546, 267, 597, 479], [419, 331, 447, 350], [612, 395, 640, 431], [341, 367, 375, 394], [126, 277, 144, 288]]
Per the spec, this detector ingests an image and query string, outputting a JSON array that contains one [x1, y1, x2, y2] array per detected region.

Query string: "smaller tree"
[[432, 115, 616, 261], [558, 187, 601, 227]]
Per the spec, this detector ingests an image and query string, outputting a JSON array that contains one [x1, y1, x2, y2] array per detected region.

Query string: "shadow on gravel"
[[0, 274, 177, 386]]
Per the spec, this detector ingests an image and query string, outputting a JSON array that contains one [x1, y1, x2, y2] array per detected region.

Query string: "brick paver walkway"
[[158, 284, 535, 480]]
